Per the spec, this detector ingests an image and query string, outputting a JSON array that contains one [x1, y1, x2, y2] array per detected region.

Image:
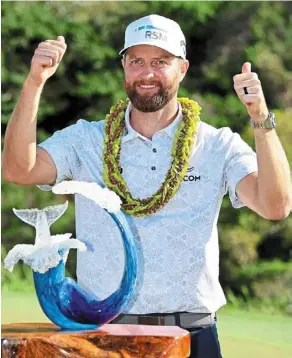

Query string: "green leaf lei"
[[103, 97, 201, 216]]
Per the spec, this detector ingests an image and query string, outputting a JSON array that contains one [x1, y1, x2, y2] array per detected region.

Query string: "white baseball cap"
[[119, 14, 186, 59]]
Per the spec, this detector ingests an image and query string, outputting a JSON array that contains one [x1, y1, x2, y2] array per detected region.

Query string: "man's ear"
[[121, 57, 125, 69], [179, 60, 189, 83]]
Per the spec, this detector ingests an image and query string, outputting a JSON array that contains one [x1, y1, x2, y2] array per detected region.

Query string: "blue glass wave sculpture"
[[4, 181, 138, 330]]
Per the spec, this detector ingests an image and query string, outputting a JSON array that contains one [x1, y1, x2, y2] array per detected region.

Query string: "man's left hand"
[[233, 62, 269, 122]]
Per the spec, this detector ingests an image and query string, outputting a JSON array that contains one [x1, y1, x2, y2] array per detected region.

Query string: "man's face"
[[122, 45, 189, 112]]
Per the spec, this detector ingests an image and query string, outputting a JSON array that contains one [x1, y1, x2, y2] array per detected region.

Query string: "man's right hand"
[[28, 36, 67, 86], [2, 36, 66, 185]]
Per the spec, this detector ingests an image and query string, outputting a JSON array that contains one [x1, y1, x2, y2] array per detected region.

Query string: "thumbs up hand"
[[28, 36, 67, 87], [233, 62, 269, 122]]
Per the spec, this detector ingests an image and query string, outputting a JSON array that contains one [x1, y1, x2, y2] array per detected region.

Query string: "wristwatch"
[[250, 112, 276, 129]]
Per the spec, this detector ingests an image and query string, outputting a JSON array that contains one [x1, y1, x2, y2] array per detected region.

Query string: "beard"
[[124, 78, 179, 113]]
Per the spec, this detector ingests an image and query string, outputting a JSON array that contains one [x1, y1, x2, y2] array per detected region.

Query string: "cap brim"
[[119, 42, 185, 59]]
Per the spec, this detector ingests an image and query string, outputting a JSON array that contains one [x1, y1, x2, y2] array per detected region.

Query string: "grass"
[[2, 291, 292, 357], [2, 291, 50, 324], [217, 307, 292, 358]]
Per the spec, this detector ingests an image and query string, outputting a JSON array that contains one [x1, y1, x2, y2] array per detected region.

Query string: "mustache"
[[133, 80, 162, 87]]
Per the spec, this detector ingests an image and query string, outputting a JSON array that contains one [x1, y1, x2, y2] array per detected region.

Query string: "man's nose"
[[143, 72, 155, 79], [141, 65, 155, 80]]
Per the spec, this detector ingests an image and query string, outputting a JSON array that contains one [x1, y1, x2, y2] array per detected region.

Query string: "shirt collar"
[[122, 101, 183, 143]]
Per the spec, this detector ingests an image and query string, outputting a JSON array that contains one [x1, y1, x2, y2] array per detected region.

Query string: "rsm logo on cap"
[[135, 24, 167, 42]]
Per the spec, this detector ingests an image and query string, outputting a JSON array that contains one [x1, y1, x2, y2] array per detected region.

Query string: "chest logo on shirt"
[[183, 166, 201, 182]]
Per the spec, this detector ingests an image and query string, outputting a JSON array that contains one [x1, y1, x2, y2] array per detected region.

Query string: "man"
[[3, 14, 291, 358]]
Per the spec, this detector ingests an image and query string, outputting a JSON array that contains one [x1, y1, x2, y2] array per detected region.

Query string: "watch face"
[[269, 113, 276, 128]]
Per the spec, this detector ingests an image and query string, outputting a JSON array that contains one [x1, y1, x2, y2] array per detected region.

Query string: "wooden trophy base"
[[1, 322, 190, 357]]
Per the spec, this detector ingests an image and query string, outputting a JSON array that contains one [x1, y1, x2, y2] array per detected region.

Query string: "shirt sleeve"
[[36, 119, 86, 191], [223, 128, 258, 208]]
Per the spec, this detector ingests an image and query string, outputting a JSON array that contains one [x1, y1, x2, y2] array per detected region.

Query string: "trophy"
[[2, 181, 190, 357], [4, 180, 138, 330]]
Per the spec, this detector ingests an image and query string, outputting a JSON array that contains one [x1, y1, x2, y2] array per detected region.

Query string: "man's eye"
[[155, 60, 167, 66], [131, 59, 142, 65]]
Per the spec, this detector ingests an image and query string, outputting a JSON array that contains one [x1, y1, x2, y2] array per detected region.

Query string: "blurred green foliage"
[[2, 1, 292, 313], [1, 247, 35, 292]]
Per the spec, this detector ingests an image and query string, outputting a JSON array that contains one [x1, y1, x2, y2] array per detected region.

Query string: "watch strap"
[[250, 112, 276, 129]]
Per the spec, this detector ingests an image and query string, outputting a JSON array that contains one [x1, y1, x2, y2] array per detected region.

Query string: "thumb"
[[57, 36, 65, 43], [242, 62, 251, 73]]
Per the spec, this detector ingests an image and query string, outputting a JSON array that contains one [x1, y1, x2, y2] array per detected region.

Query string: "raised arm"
[[233, 62, 291, 220], [2, 36, 67, 185]]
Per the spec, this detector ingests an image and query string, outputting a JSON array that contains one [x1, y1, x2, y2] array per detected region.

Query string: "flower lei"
[[103, 97, 201, 217]]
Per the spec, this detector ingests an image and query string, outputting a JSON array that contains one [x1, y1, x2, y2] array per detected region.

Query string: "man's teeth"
[[140, 85, 156, 88]]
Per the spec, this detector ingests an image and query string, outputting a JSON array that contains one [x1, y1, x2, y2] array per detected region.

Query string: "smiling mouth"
[[138, 84, 157, 90]]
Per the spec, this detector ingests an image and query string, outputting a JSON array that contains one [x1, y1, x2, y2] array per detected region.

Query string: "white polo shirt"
[[38, 102, 258, 314]]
